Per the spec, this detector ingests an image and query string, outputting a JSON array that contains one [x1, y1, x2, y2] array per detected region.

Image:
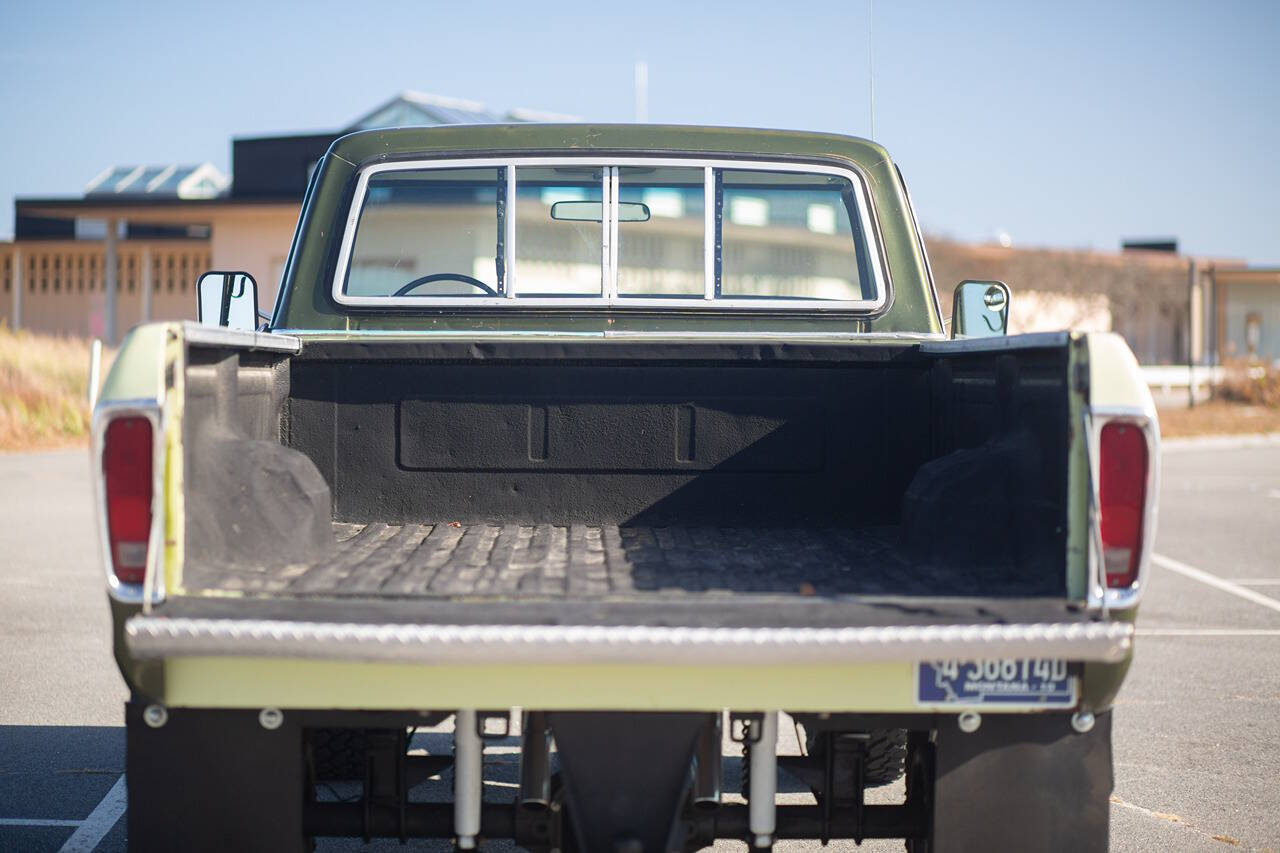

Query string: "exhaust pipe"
[[519, 711, 551, 810]]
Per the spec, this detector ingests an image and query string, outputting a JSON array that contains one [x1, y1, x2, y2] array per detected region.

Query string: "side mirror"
[[951, 280, 1010, 339], [197, 271, 259, 331]]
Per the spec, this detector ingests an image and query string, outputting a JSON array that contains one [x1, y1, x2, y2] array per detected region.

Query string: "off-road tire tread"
[[863, 728, 909, 787], [308, 727, 372, 781]]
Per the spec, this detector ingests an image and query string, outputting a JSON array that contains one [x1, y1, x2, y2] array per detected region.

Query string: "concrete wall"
[[925, 238, 1195, 364], [208, 207, 300, 315], [0, 249, 12, 329], [0, 202, 299, 340], [1007, 290, 1110, 336], [0, 241, 210, 338]]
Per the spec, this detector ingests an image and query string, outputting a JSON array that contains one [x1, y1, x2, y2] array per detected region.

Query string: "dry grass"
[[1159, 361, 1280, 438], [1217, 360, 1280, 407], [1158, 400, 1280, 438], [0, 326, 114, 451]]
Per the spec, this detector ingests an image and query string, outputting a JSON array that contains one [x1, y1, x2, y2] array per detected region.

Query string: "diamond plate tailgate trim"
[[126, 617, 1134, 665]]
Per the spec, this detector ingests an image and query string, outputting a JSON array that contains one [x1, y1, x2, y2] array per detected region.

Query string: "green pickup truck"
[[93, 124, 1158, 852]]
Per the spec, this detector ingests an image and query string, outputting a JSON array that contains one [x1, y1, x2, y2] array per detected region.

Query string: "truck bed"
[[189, 520, 1045, 600], [180, 338, 1074, 610]]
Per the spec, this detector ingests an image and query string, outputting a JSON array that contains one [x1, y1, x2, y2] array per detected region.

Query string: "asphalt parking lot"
[[1, 441, 1277, 852]]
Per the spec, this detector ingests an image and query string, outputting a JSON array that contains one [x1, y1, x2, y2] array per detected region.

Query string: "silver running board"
[[126, 617, 1133, 665]]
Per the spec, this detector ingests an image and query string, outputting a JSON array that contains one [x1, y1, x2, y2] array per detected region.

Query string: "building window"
[[1245, 312, 1262, 358]]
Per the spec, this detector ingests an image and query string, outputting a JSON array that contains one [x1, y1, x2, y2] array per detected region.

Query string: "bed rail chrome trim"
[[269, 328, 945, 343], [126, 617, 1134, 665], [181, 322, 302, 353], [918, 331, 1071, 354]]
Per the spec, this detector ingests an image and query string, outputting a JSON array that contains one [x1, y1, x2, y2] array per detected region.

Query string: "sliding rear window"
[[345, 167, 503, 298], [719, 169, 875, 301], [334, 158, 886, 310]]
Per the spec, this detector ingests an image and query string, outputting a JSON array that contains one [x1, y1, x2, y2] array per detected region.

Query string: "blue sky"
[[2, 0, 1277, 263]]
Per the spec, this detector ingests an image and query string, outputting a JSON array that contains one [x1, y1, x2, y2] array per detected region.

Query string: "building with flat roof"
[[1, 92, 577, 343]]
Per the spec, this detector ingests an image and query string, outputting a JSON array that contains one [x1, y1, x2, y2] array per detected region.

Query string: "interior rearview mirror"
[[197, 271, 259, 331], [550, 201, 650, 223], [951, 280, 1010, 339]]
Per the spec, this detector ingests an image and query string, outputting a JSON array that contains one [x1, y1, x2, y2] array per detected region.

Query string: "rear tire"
[[862, 728, 909, 787], [306, 727, 391, 781], [805, 728, 908, 787]]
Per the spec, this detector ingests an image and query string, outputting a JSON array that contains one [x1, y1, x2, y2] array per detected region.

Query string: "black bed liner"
[[185, 520, 1063, 605], [180, 337, 1075, 612]]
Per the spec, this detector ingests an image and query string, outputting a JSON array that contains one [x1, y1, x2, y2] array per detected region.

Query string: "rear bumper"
[[128, 615, 1133, 666], [121, 596, 1133, 711]]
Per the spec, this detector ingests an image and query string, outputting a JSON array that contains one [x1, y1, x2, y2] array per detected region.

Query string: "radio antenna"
[[635, 60, 649, 123], [869, 0, 875, 139]]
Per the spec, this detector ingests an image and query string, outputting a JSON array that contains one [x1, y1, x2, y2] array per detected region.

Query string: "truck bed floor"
[[187, 522, 1041, 600]]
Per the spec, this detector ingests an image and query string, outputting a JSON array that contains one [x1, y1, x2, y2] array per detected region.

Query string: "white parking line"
[[1152, 553, 1280, 615], [0, 818, 83, 827], [1227, 579, 1280, 586], [58, 774, 126, 853]]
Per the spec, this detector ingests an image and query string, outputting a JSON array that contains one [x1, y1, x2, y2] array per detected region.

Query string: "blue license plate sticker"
[[916, 659, 1077, 708]]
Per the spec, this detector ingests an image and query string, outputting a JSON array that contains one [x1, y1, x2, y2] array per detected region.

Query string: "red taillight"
[[1099, 421, 1148, 588], [104, 417, 153, 585]]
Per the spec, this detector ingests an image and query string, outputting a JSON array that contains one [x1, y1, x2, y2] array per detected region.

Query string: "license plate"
[[916, 659, 1076, 708]]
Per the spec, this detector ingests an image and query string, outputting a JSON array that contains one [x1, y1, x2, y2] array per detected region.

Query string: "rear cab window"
[[333, 157, 888, 311]]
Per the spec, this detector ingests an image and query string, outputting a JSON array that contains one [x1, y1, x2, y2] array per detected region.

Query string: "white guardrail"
[[1140, 365, 1224, 394]]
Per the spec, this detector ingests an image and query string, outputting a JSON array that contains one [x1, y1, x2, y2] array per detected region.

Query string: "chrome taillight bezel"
[[1085, 406, 1160, 610], [92, 400, 166, 606]]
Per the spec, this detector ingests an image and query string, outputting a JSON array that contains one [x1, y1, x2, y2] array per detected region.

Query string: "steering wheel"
[[393, 273, 498, 297]]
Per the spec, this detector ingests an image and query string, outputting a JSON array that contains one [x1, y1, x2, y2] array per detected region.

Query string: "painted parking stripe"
[[1152, 553, 1280, 615], [0, 818, 83, 827], [58, 774, 126, 853]]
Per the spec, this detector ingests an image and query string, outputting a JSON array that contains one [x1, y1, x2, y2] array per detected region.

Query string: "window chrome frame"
[[92, 399, 167, 608], [1082, 405, 1160, 611], [330, 156, 890, 312]]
